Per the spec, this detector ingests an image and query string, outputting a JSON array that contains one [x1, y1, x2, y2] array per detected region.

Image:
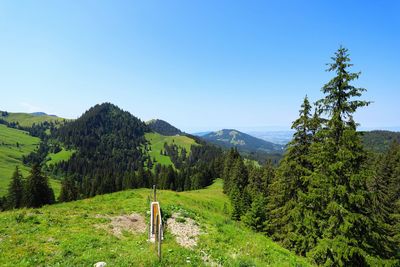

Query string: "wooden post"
[[158, 223, 162, 261], [155, 213, 159, 245]]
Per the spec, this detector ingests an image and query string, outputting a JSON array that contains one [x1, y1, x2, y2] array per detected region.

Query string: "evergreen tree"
[[222, 148, 241, 194], [266, 96, 315, 251], [243, 194, 268, 231], [230, 186, 243, 220], [59, 177, 79, 202], [372, 141, 400, 257], [24, 163, 55, 208], [228, 156, 250, 220], [7, 166, 25, 209], [0, 196, 5, 211], [305, 47, 387, 265]]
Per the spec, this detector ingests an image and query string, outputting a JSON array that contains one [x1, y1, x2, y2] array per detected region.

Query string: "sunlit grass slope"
[[46, 148, 75, 166], [0, 179, 311, 266], [0, 124, 60, 197], [1, 112, 65, 127], [145, 132, 198, 168]]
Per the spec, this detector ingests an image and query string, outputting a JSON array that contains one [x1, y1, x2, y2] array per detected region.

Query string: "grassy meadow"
[[0, 179, 311, 266], [46, 148, 75, 166]]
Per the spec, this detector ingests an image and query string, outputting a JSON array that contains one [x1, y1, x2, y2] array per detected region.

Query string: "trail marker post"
[[149, 185, 163, 261]]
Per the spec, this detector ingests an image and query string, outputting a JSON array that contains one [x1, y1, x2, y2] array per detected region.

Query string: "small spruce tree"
[[7, 166, 25, 209], [59, 177, 79, 202], [24, 163, 55, 208]]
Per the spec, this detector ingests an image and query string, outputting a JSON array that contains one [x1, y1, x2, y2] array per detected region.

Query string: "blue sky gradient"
[[0, 1, 399, 132]]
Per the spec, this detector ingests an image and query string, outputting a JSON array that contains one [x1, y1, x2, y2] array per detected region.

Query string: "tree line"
[[222, 47, 399, 265], [57, 142, 223, 202]]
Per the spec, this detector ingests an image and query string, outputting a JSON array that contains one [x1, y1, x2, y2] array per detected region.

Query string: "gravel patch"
[[166, 212, 200, 249], [95, 213, 146, 238]]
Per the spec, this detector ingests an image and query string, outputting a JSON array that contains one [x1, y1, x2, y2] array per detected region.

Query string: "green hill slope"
[[0, 124, 60, 197], [145, 132, 198, 168], [0, 112, 65, 127], [0, 179, 311, 266]]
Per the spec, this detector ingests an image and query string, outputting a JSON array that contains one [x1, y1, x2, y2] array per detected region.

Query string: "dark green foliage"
[[361, 130, 400, 153], [222, 148, 274, 223], [242, 194, 268, 231], [53, 103, 149, 197], [24, 164, 55, 208], [147, 119, 182, 136], [230, 186, 243, 220], [0, 196, 6, 211], [372, 141, 400, 256], [7, 166, 25, 209], [23, 141, 50, 165], [222, 148, 241, 194], [59, 177, 79, 202], [266, 96, 315, 252]]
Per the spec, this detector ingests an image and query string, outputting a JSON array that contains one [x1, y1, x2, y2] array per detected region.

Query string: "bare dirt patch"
[[95, 213, 146, 238], [166, 212, 200, 249]]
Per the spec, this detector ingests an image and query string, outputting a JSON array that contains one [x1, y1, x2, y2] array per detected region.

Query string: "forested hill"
[[202, 129, 283, 153], [56, 103, 148, 151], [360, 130, 400, 152], [146, 119, 183, 136], [27, 102, 221, 200], [52, 103, 150, 195]]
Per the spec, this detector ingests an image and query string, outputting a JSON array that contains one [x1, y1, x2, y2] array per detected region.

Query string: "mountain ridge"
[[202, 129, 283, 153]]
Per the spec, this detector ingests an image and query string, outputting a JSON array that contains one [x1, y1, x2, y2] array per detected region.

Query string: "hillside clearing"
[[46, 148, 75, 166], [145, 132, 198, 168]]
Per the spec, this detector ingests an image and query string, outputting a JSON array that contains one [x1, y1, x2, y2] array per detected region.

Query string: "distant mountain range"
[[202, 129, 284, 153]]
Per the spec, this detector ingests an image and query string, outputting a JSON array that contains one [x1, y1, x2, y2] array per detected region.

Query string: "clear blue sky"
[[0, 1, 399, 132]]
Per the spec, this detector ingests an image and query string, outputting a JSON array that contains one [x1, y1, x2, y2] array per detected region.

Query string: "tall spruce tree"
[[305, 47, 389, 265], [266, 96, 315, 252], [222, 148, 241, 194], [7, 166, 24, 209], [24, 163, 55, 208]]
